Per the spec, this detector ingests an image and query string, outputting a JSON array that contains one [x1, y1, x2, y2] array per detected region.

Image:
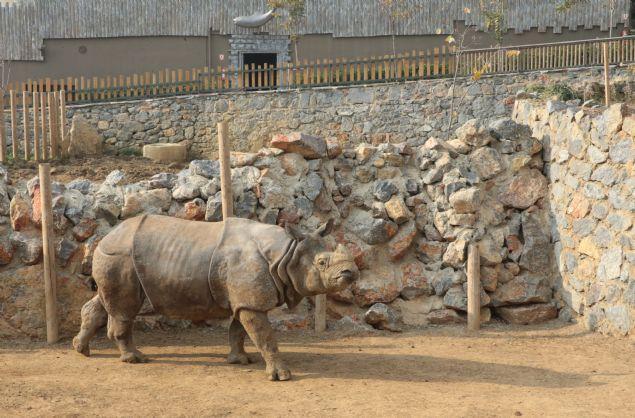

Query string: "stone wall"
[[3, 66, 631, 159], [0, 116, 560, 338], [514, 100, 634, 336]]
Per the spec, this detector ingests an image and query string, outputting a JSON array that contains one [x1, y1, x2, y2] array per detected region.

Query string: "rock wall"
[[3, 66, 631, 158], [0, 116, 560, 338], [514, 100, 634, 336]]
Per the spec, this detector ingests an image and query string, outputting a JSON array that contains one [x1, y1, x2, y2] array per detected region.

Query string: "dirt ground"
[[1, 322, 634, 417], [6, 155, 180, 185]]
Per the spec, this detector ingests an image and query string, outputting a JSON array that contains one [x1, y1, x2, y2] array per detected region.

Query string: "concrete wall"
[[8, 24, 622, 84]]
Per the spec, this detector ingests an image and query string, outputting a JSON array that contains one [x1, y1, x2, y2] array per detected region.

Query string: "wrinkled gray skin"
[[73, 215, 359, 381]]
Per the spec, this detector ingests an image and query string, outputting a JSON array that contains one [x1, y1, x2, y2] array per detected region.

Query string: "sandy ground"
[[6, 155, 180, 185], [1, 322, 634, 418]]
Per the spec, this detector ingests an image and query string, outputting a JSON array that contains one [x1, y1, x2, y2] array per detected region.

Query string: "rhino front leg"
[[238, 309, 291, 381], [227, 318, 251, 365]]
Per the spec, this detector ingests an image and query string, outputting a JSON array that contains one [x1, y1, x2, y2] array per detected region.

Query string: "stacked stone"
[[515, 100, 634, 336], [0, 117, 561, 336]]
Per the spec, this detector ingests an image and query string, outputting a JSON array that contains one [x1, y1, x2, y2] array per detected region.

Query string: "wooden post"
[[39, 163, 59, 344], [22, 91, 30, 160], [0, 94, 6, 163], [603, 42, 610, 106], [58, 91, 68, 158], [33, 92, 40, 162], [315, 294, 327, 333], [467, 244, 480, 331], [10, 90, 18, 160], [217, 121, 233, 219], [40, 92, 48, 160]]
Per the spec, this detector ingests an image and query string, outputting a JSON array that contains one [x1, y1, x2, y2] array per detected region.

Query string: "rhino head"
[[285, 220, 359, 296]]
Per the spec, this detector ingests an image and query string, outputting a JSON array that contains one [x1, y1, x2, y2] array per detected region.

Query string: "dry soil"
[[1, 322, 634, 417]]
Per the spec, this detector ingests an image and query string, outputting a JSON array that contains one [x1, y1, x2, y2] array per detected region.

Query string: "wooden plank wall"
[[0, 0, 629, 61]]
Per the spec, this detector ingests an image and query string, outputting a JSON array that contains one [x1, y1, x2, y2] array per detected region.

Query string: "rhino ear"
[[285, 223, 306, 241], [316, 218, 335, 237]]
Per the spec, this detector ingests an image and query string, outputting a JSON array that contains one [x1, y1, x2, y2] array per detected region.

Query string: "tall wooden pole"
[[10, 90, 18, 160], [40, 92, 48, 160], [603, 42, 610, 107], [467, 243, 481, 331], [217, 120, 233, 219], [0, 94, 6, 163], [39, 163, 59, 344], [33, 92, 40, 162], [47, 92, 55, 159], [22, 91, 30, 160]]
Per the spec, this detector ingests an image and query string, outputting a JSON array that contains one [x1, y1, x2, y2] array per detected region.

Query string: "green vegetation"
[[118, 147, 142, 157], [527, 82, 581, 101]]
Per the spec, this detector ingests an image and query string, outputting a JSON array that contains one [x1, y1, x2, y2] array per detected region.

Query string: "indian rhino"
[[72, 214, 359, 381]]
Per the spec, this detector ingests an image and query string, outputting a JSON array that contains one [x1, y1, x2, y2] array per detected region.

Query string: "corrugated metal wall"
[[0, 0, 629, 61]]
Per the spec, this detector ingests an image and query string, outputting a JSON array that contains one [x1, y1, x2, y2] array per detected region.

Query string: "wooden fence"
[[0, 90, 67, 163], [2, 36, 634, 107]]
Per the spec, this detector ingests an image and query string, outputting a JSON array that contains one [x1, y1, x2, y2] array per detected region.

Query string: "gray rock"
[[583, 182, 606, 200], [609, 139, 633, 164], [519, 213, 551, 275], [93, 196, 121, 226], [572, 218, 596, 237], [456, 119, 493, 147], [104, 170, 125, 186], [205, 192, 223, 222], [364, 303, 402, 332], [66, 179, 93, 194], [302, 172, 324, 201], [624, 281, 635, 306], [604, 305, 630, 336], [56, 238, 79, 267], [431, 267, 464, 296], [488, 117, 532, 141], [11, 232, 43, 265], [590, 166, 619, 186], [597, 247, 622, 281], [189, 160, 220, 179], [373, 180, 398, 202], [587, 145, 607, 164], [63, 189, 90, 225], [345, 210, 398, 245], [607, 213, 633, 232], [200, 178, 220, 200], [591, 202, 609, 219], [172, 183, 200, 201], [149, 173, 177, 189], [258, 208, 279, 225], [235, 191, 258, 219], [293, 196, 314, 219], [470, 147, 503, 181], [490, 273, 552, 307]]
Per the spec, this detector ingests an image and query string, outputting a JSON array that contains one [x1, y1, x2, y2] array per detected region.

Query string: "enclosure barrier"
[[2, 36, 633, 107], [0, 90, 67, 163]]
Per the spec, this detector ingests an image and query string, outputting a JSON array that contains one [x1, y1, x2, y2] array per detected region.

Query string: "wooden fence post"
[[315, 295, 327, 333], [39, 163, 59, 344], [603, 41, 610, 106], [467, 243, 481, 331], [0, 94, 6, 163], [33, 92, 40, 162], [10, 90, 18, 160], [59, 91, 68, 158], [22, 91, 30, 160], [40, 92, 48, 160], [217, 120, 233, 219]]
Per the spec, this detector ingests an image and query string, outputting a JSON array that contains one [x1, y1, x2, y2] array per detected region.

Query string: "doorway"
[[242, 53, 277, 88]]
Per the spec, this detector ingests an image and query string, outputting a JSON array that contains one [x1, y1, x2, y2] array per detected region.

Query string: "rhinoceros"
[[73, 214, 359, 381]]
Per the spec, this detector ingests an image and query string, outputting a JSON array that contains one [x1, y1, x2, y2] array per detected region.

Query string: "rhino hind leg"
[[73, 295, 108, 356], [227, 318, 252, 365], [238, 309, 291, 381], [107, 315, 148, 364]]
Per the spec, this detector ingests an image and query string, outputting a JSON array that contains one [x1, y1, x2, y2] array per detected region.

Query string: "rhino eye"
[[317, 257, 328, 268]]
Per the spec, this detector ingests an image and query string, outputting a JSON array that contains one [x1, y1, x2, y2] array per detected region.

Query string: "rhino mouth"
[[335, 269, 357, 286]]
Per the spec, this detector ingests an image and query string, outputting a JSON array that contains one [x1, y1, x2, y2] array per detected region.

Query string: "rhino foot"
[[73, 336, 90, 357], [266, 362, 292, 381], [227, 352, 251, 365], [120, 351, 148, 364]]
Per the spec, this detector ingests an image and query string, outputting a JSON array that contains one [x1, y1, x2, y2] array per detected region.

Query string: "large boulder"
[[68, 115, 103, 157], [270, 133, 327, 159], [490, 273, 552, 307], [499, 168, 547, 209], [496, 303, 558, 325]]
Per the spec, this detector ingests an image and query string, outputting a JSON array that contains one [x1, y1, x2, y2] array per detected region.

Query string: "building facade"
[[1, 0, 632, 84]]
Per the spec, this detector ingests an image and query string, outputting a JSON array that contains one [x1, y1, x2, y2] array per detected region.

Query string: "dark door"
[[242, 53, 277, 89]]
